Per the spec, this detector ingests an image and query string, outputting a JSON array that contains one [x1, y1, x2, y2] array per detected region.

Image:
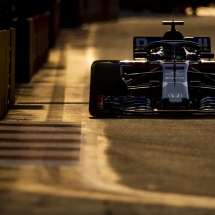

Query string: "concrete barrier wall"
[[0, 2, 61, 118], [14, 19, 33, 83], [15, 12, 50, 83], [28, 18, 35, 79], [33, 12, 50, 72], [9, 28, 16, 108], [0, 30, 10, 119]]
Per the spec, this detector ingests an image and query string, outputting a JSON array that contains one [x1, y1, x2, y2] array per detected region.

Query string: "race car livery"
[[89, 20, 215, 116]]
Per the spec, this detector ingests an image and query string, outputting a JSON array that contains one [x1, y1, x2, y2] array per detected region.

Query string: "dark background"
[[9, 0, 215, 26], [12, 0, 56, 19], [119, 0, 215, 12]]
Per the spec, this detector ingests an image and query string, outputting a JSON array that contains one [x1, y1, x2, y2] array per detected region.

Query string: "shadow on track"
[[90, 113, 215, 120]]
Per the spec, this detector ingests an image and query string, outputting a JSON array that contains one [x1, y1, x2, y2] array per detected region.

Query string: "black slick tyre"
[[89, 61, 125, 117]]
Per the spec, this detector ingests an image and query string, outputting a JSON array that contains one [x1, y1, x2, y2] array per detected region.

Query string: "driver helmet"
[[163, 47, 173, 60]]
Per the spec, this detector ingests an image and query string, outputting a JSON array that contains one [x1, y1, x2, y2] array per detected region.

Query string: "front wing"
[[97, 95, 215, 115]]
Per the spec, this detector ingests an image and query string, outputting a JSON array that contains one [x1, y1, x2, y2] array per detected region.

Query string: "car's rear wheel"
[[89, 61, 126, 117]]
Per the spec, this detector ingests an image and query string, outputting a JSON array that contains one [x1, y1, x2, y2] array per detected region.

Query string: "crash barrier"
[[33, 12, 50, 72], [9, 28, 16, 108], [0, 31, 10, 119], [14, 12, 50, 83], [14, 0, 62, 83], [0, 28, 16, 119], [61, 0, 120, 28]]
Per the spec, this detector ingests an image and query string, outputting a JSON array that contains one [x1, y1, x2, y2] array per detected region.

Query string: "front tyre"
[[89, 61, 125, 117]]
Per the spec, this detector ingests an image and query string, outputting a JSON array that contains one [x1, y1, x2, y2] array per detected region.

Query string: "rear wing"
[[133, 37, 211, 59]]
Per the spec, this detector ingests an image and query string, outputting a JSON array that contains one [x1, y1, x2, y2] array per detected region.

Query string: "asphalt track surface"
[[1, 14, 215, 215]]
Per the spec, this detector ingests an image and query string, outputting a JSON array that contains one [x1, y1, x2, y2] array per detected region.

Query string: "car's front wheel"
[[89, 61, 126, 117]]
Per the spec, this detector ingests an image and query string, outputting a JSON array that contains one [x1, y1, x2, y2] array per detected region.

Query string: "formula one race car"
[[89, 20, 215, 117]]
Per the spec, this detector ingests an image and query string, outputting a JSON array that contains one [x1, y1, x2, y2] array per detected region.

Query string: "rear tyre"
[[89, 61, 126, 117]]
